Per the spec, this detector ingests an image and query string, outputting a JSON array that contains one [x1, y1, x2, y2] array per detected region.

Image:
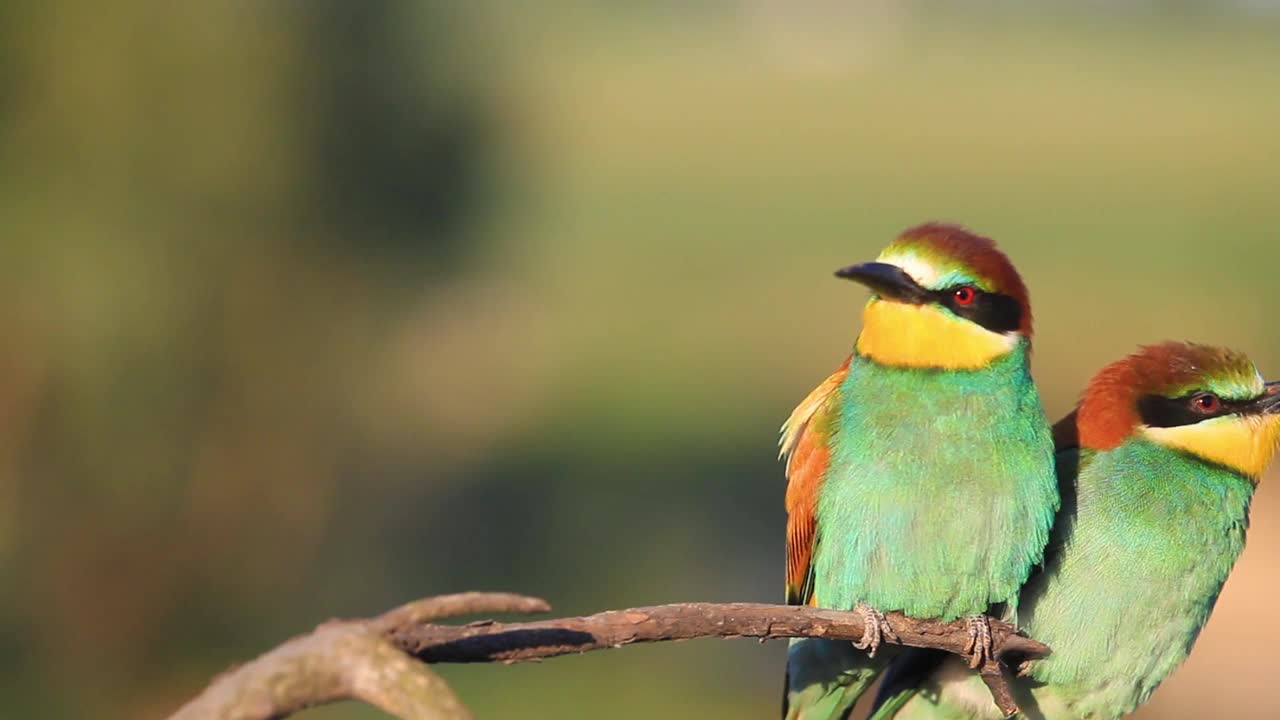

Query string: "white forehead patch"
[[875, 250, 941, 288]]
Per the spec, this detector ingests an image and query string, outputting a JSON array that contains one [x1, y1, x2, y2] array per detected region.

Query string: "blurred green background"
[[4, 2, 1280, 718]]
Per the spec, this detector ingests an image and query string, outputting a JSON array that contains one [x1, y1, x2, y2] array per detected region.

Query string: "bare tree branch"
[[169, 622, 472, 720], [374, 592, 551, 631], [169, 593, 1051, 720], [979, 666, 1019, 718], [169, 592, 556, 720], [393, 601, 1045, 663], [390, 601, 1045, 716]]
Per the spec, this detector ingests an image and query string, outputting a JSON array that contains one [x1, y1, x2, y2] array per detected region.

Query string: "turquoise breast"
[[814, 344, 1058, 620]]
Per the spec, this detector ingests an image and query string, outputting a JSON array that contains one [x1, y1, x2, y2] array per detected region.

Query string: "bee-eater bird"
[[781, 223, 1059, 720], [872, 341, 1280, 720]]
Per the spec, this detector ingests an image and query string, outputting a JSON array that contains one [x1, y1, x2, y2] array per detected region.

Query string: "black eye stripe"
[[930, 286, 1022, 334], [1138, 393, 1253, 428]]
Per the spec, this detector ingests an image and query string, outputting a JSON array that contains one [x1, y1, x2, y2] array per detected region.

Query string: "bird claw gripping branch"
[[964, 614, 996, 669], [852, 603, 898, 657]]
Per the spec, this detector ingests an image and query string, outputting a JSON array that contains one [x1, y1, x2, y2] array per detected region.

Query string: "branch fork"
[[170, 592, 1050, 719]]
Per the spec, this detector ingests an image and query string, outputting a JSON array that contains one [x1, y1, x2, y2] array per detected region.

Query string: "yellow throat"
[[1144, 413, 1280, 480], [855, 299, 1017, 370]]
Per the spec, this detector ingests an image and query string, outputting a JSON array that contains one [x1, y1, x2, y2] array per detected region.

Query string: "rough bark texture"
[[170, 593, 1051, 720], [168, 593, 549, 720], [393, 601, 1044, 662], [168, 622, 471, 720]]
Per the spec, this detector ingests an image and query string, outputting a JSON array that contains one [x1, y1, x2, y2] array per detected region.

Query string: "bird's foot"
[[852, 603, 897, 657], [963, 614, 995, 669]]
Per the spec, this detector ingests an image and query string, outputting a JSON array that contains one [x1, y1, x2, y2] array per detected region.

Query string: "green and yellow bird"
[[872, 341, 1280, 720], [781, 224, 1059, 720]]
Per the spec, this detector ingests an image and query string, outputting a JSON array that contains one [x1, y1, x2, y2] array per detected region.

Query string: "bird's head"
[[1077, 341, 1280, 480], [837, 223, 1031, 370]]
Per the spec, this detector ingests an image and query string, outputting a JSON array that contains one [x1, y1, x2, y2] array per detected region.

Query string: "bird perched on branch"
[[780, 224, 1059, 720], [873, 341, 1280, 720]]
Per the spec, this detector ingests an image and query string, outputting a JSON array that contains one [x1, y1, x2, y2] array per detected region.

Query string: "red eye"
[[953, 286, 977, 306], [1192, 394, 1221, 413]]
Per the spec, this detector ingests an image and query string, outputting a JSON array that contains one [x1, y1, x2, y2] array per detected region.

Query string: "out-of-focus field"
[[2, 3, 1279, 719]]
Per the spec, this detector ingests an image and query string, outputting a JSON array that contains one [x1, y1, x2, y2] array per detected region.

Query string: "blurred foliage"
[[3, 2, 1280, 719]]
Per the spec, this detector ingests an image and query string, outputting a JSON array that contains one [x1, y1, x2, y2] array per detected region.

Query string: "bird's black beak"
[[1260, 381, 1280, 414], [834, 262, 929, 303]]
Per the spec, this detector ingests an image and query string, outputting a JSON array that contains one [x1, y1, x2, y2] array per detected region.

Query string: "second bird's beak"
[[1261, 381, 1280, 414], [834, 262, 929, 303]]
